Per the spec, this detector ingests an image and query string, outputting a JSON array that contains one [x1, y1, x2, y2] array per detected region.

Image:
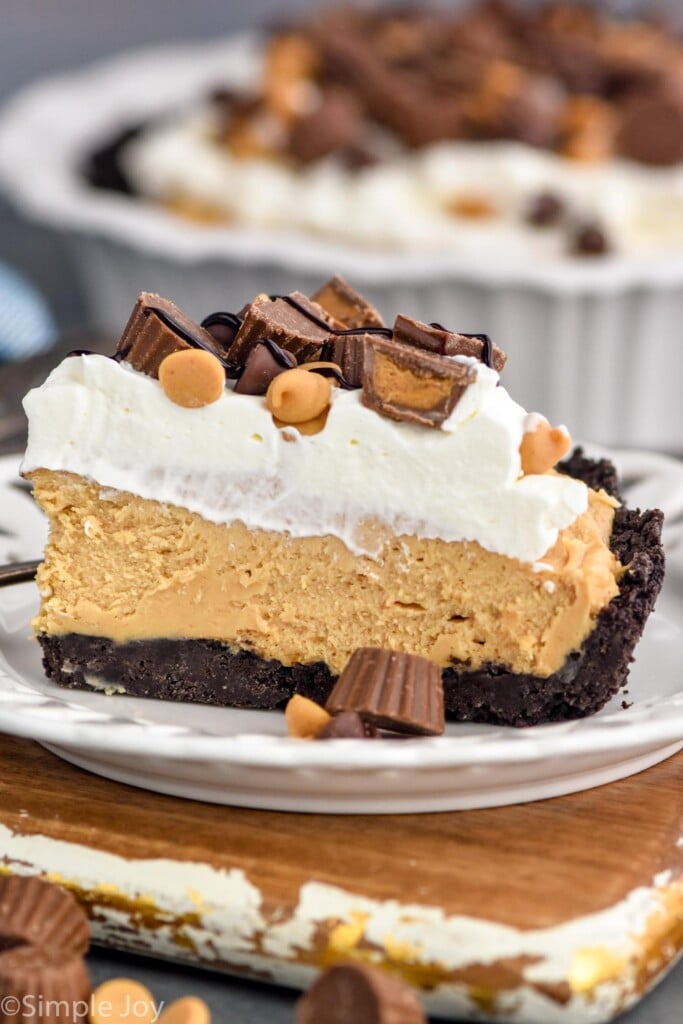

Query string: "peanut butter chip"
[[274, 409, 329, 436], [520, 422, 572, 475], [90, 979, 157, 1024], [285, 694, 331, 738], [157, 997, 211, 1024], [158, 349, 225, 408], [448, 194, 498, 219], [266, 367, 331, 424]]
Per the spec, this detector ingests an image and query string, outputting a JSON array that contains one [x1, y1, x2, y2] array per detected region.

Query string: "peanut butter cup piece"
[[323, 334, 371, 388], [296, 962, 426, 1024], [327, 648, 444, 736], [393, 315, 507, 372], [362, 338, 474, 428], [617, 89, 683, 167], [116, 293, 222, 379], [229, 292, 342, 367], [0, 876, 89, 956], [0, 944, 91, 1023], [288, 88, 363, 165], [311, 275, 385, 330], [316, 711, 379, 740], [234, 340, 296, 395]]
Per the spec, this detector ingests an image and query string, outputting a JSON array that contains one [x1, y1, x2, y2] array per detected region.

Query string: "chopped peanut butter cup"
[[116, 293, 223, 379], [316, 710, 379, 740], [327, 647, 444, 736], [0, 876, 89, 956], [0, 944, 91, 1023], [229, 292, 341, 366], [323, 333, 371, 388], [311, 275, 385, 331], [362, 338, 475, 428], [393, 315, 507, 372], [296, 962, 426, 1024]]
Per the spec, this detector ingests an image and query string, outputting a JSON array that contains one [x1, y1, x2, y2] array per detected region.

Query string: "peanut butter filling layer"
[[29, 469, 622, 677]]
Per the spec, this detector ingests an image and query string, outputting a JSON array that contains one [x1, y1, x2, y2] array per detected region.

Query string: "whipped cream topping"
[[123, 109, 683, 255], [22, 355, 587, 563]]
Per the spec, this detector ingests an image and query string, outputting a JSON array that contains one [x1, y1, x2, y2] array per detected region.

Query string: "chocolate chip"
[[315, 711, 378, 740], [363, 337, 475, 428], [200, 311, 243, 351], [570, 220, 611, 257], [524, 190, 565, 227], [296, 962, 426, 1024], [234, 340, 297, 395], [326, 647, 445, 736]]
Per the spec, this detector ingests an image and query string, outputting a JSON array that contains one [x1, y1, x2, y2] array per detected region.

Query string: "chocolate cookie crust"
[[37, 455, 664, 727]]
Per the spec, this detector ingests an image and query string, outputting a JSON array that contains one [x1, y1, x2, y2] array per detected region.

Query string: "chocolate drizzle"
[[430, 323, 494, 369], [271, 294, 393, 339], [306, 365, 355, 390], [74, 292, 500, 392], [461, 332, 494, 370], [141, 305, 240, 375], [201, 311, 244, 333], [254, 337, 298, 368]]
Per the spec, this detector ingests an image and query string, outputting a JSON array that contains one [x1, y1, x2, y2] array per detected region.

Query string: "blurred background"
[[1, 0, 683, 453], [0, 0, 315, 329], [1, 0, 681, 329]]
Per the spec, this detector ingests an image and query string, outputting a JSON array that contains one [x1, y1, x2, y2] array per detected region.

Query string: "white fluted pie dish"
[[1, 37, 683, 449]]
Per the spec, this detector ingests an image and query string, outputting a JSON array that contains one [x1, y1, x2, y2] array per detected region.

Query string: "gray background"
[[2, 3, 683, 1019], [1, 0, 680, 100], [0, 0, 681, 329]]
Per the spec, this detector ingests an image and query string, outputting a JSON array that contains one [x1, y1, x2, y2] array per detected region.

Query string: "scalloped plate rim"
[[0, 452, 682, 773]]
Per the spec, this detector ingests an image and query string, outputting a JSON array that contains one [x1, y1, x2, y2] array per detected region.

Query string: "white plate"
[[1, 452, 683, 814]]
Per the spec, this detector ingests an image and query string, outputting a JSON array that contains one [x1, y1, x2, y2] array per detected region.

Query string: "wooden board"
[[0, 735, 681, 1022]]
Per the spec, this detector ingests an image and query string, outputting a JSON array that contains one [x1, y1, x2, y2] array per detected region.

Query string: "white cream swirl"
[[22, 354, 587, 562]]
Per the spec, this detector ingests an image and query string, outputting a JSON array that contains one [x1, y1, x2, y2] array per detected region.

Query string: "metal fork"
[[0, 560, 39, 587]]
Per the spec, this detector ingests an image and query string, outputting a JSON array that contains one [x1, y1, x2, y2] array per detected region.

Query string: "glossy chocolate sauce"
[[251, 337, 297, 369], [430, 322, 494, 369], [140, 305, 241, 375], [270, 294, 393, 339]]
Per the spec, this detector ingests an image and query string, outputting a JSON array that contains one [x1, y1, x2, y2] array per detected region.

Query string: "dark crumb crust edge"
[[37, 449, 665, 726]]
